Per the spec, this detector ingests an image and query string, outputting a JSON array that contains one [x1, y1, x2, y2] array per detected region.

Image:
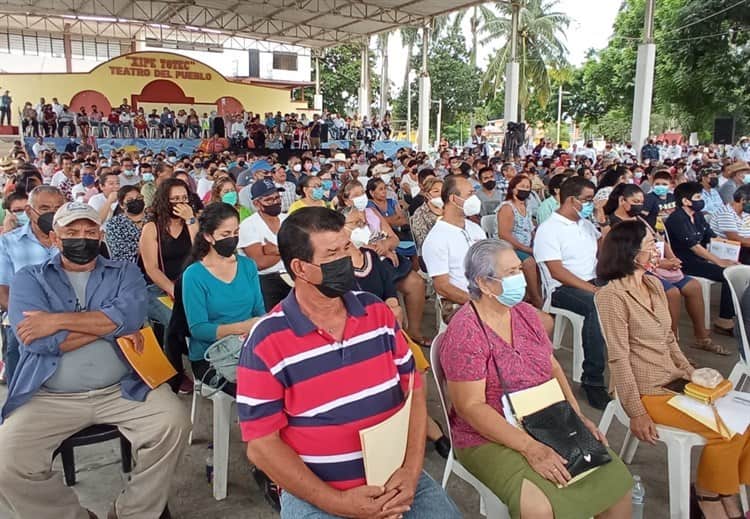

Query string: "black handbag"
[[470, 303, 611, 479]]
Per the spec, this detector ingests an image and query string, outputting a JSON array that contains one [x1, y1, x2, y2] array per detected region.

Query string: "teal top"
[[536, 197, 560, 226], [182, 255, 265, 361]]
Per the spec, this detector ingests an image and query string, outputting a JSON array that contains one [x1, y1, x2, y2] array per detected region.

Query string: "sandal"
[[713, 324, 734, 337], [692, 337, 731, 356]]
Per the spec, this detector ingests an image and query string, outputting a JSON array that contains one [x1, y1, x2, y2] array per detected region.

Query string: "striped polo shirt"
[[237, 289, 420, 490]]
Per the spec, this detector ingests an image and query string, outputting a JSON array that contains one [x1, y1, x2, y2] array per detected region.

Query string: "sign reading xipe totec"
[[108, 56, 212, 80]]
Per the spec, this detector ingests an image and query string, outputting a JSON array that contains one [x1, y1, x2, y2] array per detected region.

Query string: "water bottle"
[[205, 444, 214, 484], [632, 475, 645, 519]]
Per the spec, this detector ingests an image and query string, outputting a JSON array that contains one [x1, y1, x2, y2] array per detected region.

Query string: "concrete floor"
[[0, 285, 745, 519]]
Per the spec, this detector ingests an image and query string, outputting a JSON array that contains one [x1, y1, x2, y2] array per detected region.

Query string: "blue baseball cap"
[[250, 160, 272, 174], [250, 178, 284, 200]]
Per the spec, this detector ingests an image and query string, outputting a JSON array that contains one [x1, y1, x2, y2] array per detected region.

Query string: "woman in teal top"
[[182, 202, 265, 394]]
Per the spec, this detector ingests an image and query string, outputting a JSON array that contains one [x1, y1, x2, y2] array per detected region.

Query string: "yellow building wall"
[[0, 51, 309, 114]]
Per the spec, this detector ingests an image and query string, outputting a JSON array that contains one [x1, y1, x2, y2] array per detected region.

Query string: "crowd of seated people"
[[21, 100, 395, 148], [0, 135, 747, 519]]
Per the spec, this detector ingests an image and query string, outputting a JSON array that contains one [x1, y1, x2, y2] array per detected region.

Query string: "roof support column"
[[631, 0, 656, 160], [503, 2, 520, 124], [63, 23, 72, 73], [314, 53, 323, 111], [417, 21, 431, 151], [358, 41, 370, 120]]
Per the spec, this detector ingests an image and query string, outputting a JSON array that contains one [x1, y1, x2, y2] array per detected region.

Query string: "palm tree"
[[399, 27, 419, 94], [481, 0, 571, 118]]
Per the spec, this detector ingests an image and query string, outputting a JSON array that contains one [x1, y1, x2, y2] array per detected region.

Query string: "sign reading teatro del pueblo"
[[0, 51, 309, 115]]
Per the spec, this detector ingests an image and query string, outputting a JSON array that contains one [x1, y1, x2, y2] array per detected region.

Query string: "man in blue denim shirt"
[[0, 202, 190, 519]]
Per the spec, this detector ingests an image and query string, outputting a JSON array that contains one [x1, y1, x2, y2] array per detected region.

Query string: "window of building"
[[272, 51, 297, 71], [0, 31, 123, 60]]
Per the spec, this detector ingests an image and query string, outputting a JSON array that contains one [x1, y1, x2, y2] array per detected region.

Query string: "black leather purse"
[[470, 303, 611, 479]]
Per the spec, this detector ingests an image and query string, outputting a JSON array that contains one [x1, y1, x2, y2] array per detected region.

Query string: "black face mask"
[[314, 256, 355, 298], [126, 199, 145, 215], [213, 236, 238, 258], [482, 180, 497, 191], [515, 189, 531, 201], [262, 203, 282, 217], [627, 204, 644, 217], [36, 211, 55, 235], [61, 238, 100, 265], [708, 177, 719, 188]]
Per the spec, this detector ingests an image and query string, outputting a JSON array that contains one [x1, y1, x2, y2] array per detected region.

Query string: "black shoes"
[[581, 384, 612, 410], [434, 435, 451, 459]]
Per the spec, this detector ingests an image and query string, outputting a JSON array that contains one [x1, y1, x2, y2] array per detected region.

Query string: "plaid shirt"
[[0, 223, 57, 287]]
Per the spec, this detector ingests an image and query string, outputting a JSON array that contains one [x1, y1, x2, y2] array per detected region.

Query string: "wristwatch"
[[186, 217, 197, 225]]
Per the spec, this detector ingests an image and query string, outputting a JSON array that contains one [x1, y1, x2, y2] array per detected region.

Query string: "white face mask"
[[350, 226, 372, 248], [410, 185, 421, 198], [292, 164, 302, 172], [460, 194, 482, 217], [430, 197, 444, 209], [352, 194, 368, 211]]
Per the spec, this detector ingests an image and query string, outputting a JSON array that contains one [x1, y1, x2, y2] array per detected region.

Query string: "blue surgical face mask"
[[311, 186, 325, 201], [743, 174, 750, 185], [494, 273, 527, 307], [652, 185, 669, 197], [321, 179, 333, 191], [14, 211, 29, 227], [222, 191, 238, 205], [142, 173, 155, 182], [337, 166, 346, 174], [577, 200, 594, 219]]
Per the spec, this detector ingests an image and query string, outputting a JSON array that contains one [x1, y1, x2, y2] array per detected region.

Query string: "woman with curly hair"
[[139, 177, 197, 334]]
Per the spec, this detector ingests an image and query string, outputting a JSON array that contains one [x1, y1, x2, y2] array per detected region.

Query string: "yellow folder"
[[359, 375, 414, 486], [117, 326, 177, 389]]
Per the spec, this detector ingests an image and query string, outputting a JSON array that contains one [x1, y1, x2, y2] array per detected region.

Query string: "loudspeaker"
[[714, 117, 735, 144]]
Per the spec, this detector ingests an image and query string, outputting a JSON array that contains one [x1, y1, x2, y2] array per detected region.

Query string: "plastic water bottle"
[[632, 475, 645, 519], [205, 444, 214, 484]]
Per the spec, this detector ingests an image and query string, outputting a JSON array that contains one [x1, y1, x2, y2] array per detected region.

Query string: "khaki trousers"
[[0, 384, 190, 519]]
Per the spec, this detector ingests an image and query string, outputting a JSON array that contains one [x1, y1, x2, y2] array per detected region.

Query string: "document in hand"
[[116, 326, 177, 389], [359, 376, 414, 486]]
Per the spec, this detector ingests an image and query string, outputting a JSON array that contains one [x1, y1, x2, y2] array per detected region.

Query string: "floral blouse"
[[104, 213, 142, 263], [440, 302, 553, 449]]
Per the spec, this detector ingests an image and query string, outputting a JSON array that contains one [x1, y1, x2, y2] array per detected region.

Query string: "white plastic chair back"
[[480, 214, 498, 238], [722, 265, 750, 385]]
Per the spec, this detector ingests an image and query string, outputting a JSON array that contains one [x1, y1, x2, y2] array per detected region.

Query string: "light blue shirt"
[[0, 222, 57, 286], [701, 188, 724, 216]]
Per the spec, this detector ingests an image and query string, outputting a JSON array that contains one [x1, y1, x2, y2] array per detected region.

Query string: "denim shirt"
[[1, 254, 149, 423]]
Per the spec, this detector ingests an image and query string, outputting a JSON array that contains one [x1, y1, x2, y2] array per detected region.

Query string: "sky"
[[384, 0, 623, 93]]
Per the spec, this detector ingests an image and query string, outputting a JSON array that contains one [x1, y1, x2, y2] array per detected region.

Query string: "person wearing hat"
[[732, 137, 750, 163], [0, 201, 190, 519], [718, 161, 750, 205], [239, 178, 291, 310], [237, 158, 271, 188]]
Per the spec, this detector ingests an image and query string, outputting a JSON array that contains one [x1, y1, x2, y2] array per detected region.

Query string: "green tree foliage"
[[317, 44, 379, 116], [481, 0, 571, 111], [392, 26, 483, 138]]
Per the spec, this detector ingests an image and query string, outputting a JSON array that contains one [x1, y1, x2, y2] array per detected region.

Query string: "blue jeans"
[[279, 471, 461, 519], [1, 325, 19, 383], [147, 285, 173, 343], [550, 285, 606, 387]]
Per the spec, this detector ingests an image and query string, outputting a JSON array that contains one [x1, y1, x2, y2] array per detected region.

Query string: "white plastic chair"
[[430, 334, 511, 518], [188, 380, 236, 500], [539, 262, 585, 383], [722, 265, 750, 389], [599, 399, 707, 519], [692, 276, 717, 329], [480, 214, 498, 238], [434, 295, 448, 334]]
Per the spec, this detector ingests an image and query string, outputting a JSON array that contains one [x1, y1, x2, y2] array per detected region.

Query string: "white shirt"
[[533, 212, 600, 292], [238, 212, 287, 275], [230, 122, 246, 137], [399, 173, 420, 197], [32, 142, 48, 158], [666, 145, 682, 160], [88, 192, 107, 211], [197, 177, 214, 200], [52, 103, 63, 117], [422, 219, 486, 292], [540, 147, 554, 159], [733, 145, 750, 163], [50, 170, 69, 187]]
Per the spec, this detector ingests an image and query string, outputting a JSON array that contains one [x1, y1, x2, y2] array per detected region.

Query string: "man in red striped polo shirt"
[[237, 207, 460, 518]]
